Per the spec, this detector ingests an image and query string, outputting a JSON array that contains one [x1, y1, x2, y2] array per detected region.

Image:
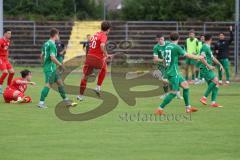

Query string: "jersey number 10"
[[90, 35, 97, 49]]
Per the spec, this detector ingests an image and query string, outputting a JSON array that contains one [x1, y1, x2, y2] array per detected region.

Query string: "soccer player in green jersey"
[[155, 32, 205, 115], [195, 34, 205, 84], [199, 34, 224, 108], [153, 34, 183, 99], [38, 28, 77, 108]]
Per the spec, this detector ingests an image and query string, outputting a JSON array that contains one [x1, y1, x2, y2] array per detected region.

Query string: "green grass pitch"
[[0, 68, 239, 160]]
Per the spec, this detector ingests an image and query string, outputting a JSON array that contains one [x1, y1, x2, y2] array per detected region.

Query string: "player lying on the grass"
[[38, 28, 77, 109], [155, 32, 207, 115], [199, 34, 224, 108], [0, 28, 15, 94], [153, 33, 183, 100], [77, 21, 112, 101], [3, 69, 34, 103]]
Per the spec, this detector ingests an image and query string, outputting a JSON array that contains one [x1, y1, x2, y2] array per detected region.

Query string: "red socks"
[[80, 79, 87, 95], [97, 67, 106, 86], [0, 72, 8, 85], [7, 73, 14, 86]]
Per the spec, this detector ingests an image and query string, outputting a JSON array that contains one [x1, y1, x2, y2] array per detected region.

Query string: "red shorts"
[[0, 58, 13, 71], [3, 88, 24, 103], [83, 55, 107, 76]]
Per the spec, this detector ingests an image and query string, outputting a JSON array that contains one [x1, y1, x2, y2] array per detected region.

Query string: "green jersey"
[[57, 55, 64, 64], [41, 40, 57, 72], [199, 44, 213, 70], [153, 41, 170, 69], [197, 41, 204, 55], [164, 42, 186, 77]]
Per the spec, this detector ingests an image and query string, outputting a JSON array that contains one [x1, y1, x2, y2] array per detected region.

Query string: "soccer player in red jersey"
[[0, 28, 15, 94], [3, 69, 35, 103], [77, 21, 111, 101]]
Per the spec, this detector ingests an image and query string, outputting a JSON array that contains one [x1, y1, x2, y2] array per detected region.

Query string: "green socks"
[[191, 74, 195, 80], [58, 86, 67, 100], [40, 86, 67, 102], [40, 86, 50, 101], [163, 85, 168, 93], [183, 88, 190, 106], [160, 93, 176, 109], [204, 82, 216, 98], [211, 86, 219, 102], [195, 70, 199, 79]]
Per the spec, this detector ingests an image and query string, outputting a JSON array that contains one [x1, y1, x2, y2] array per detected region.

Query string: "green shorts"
[[44, 71, 61, 84], [200, 68, 216, 82], [185, 58, 196, 65], [195, 60, 201, 68], [167, 74, 185, 91]]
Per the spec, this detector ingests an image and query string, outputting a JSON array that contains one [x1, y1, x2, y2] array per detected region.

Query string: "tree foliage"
[[3, 0, 235, 21], [120, 0, 235, 21], [4, 0, 103, 20]]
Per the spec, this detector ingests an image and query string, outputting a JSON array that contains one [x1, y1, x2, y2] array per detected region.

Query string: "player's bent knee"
[[181, 82, 189, 89], [23, 96, 32, 103], [2, 70, 8, 73]]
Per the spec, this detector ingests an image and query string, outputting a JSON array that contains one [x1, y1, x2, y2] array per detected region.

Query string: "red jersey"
[[0, 38, 10, 60], [88, 32, 108, 60], [9, 78, 28, 93]]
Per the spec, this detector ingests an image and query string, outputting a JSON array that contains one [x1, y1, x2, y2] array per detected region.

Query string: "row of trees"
[[4, 0, 235, 21], [4, 0, 104, 20]]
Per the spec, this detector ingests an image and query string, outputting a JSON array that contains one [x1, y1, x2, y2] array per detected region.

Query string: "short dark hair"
[[50, 28, 59, 37], [219, 32, 225, 36], [204, 34, 212, 41], [170, 32, 179, 41], [4, 28, 11, 34], [101, 21, 111, 31], [189, 29, 195, 34], [20, 69, 31, 78], [156, 33, 164, 38]]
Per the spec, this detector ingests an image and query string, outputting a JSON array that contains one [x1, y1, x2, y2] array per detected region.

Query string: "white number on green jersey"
[[165, 50, 171, 66]]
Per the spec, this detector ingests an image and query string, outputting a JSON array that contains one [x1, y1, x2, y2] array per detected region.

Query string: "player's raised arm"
[[228, 26, 234, 44]]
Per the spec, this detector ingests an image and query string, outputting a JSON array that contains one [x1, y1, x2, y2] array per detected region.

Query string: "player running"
[[3, 69, 34, 104], [77, 21, 111, 101], [153, 34, 183, 99], [0, 28, 15, 94], [38, 28, 77, 108], [155, 32, 205, 115], [199, 34, 224, 108]]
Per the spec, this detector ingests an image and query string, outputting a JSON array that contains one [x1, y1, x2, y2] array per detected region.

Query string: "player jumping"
[[0, 28, 15, 94], [77, 21, 111, 101], [38, 28, 77, 108], [199, 34, 224, 107], [155, 32, 205, 115]]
